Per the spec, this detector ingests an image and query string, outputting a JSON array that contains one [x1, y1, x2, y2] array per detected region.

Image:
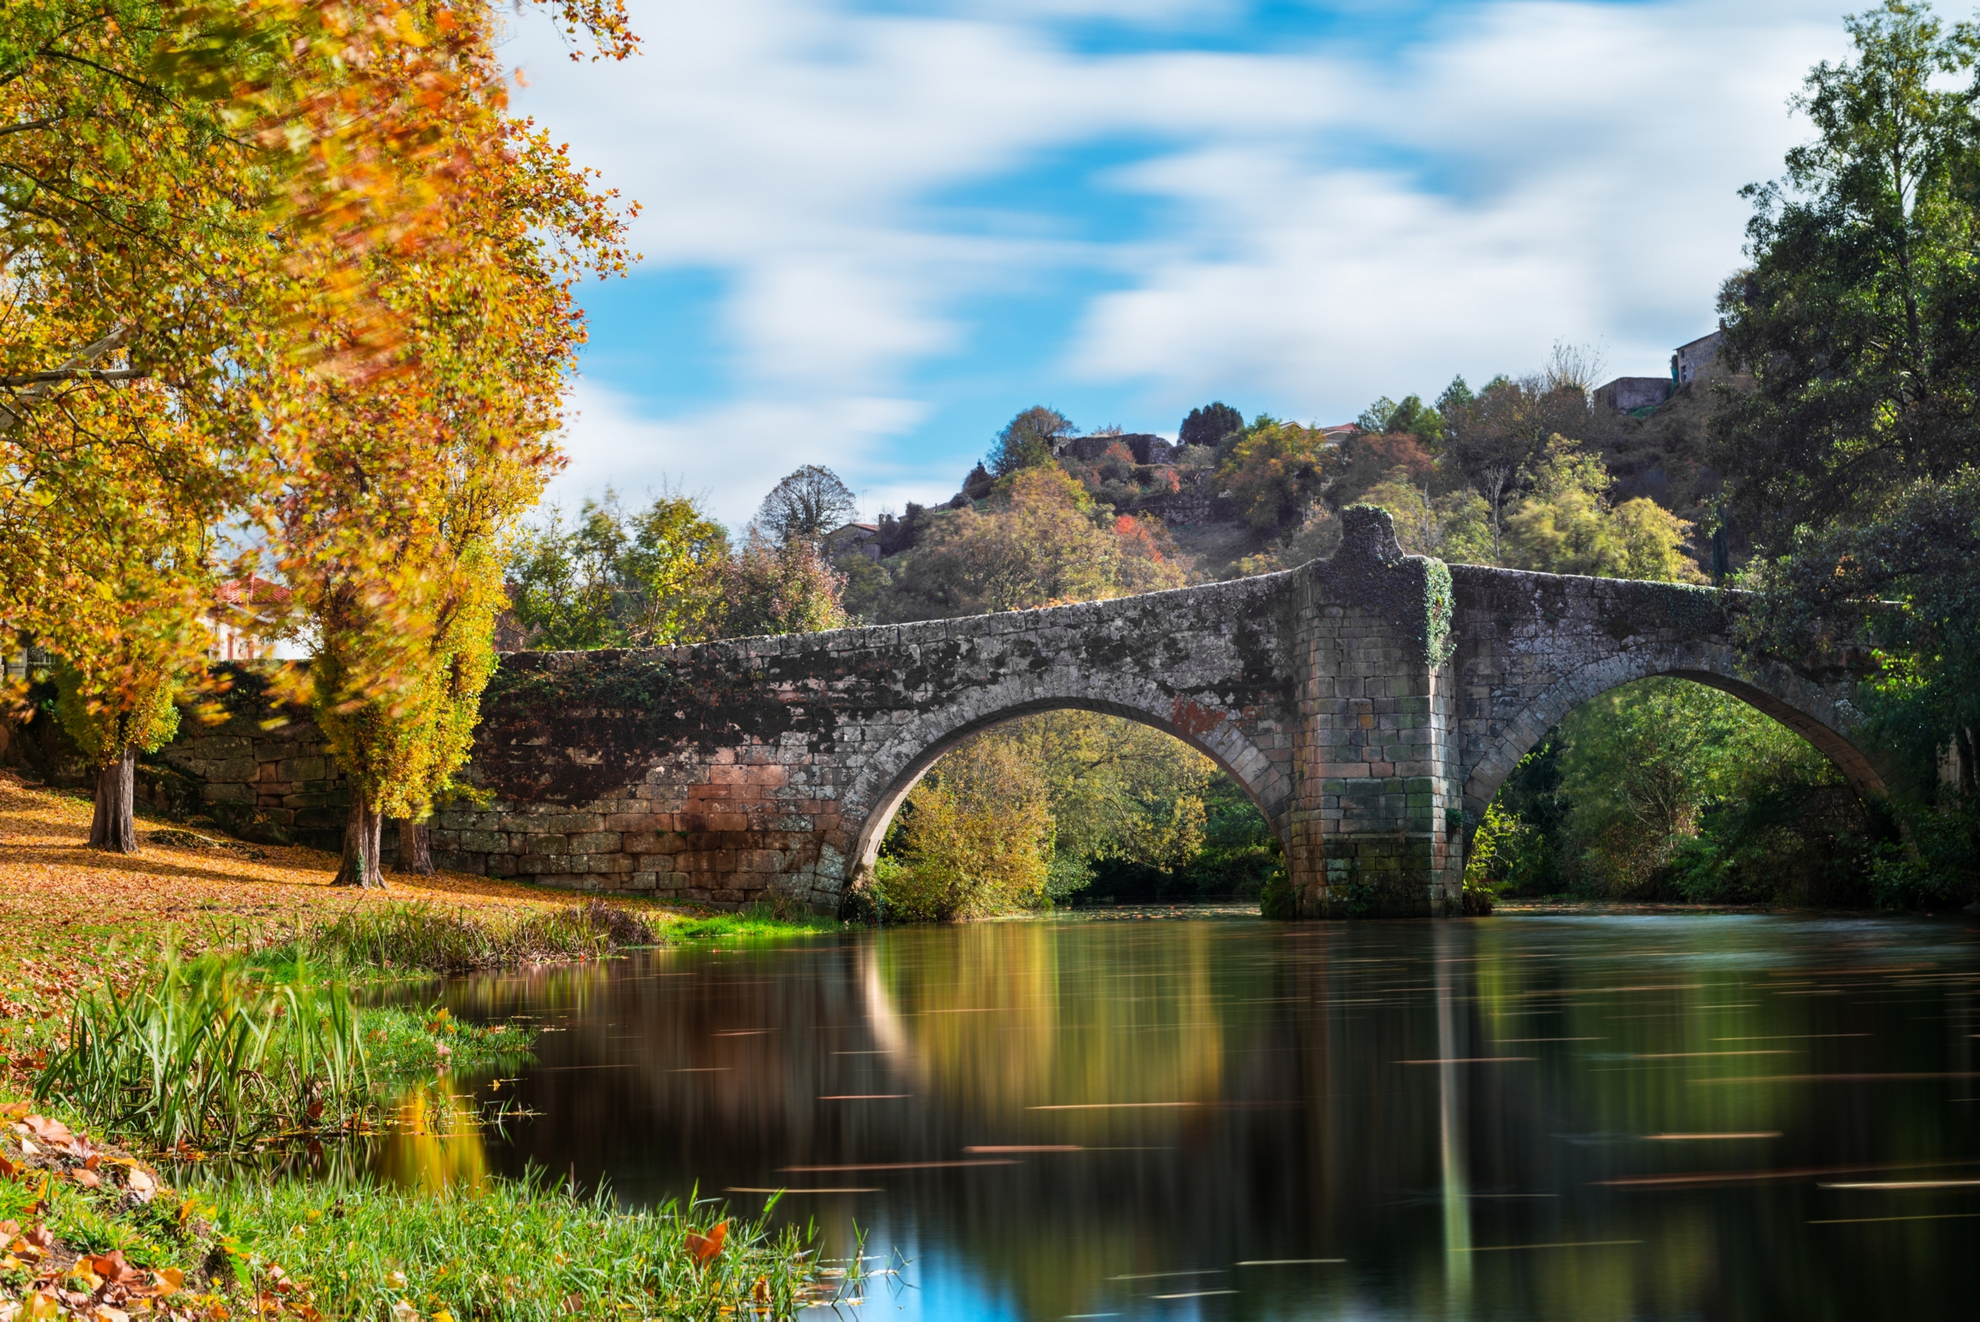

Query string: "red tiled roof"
[[214, 575, 293, 608]]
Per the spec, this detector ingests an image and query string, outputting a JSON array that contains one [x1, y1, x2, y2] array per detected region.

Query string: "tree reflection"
[[410, 916, 1979, 1320]]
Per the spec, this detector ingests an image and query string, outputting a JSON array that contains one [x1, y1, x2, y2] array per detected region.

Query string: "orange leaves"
[[685, 1220, 728, 1265]]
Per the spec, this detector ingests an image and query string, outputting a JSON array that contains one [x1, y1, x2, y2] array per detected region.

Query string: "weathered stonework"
[[143, 507, 1880, 917], [142, 671, 357, 850]]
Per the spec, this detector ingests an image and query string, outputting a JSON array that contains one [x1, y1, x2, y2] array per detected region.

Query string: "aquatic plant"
[[36, 952, 369, 1152]]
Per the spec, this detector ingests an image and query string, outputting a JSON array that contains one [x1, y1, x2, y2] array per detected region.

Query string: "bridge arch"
[[834, 666, 1296, 888], [1459, 640, 1883, 821]]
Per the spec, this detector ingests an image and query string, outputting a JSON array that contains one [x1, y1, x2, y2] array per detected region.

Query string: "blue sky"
[[503, 0, 1858, 527]]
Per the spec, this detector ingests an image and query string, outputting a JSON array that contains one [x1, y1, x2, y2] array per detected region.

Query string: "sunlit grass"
[[202, 1167, 822, 1320]]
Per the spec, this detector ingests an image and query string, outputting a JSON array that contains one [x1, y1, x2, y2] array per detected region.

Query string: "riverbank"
[[0, 773, 833, 1033], [0, 773, 839, 1317]]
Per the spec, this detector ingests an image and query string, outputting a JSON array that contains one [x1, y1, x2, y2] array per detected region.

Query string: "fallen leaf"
[[125, 1168, 155, 1202], [70, 1169, 100, 1189], [685, 1220, 728, 1264]]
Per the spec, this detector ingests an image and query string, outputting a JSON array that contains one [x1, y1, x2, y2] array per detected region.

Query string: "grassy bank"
[[0, 774, 833, 1046], [0, 776, 843, 1317], [0, 1096, 826, 1319]]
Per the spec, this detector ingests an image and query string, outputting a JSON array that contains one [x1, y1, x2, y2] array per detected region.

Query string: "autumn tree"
[[884, 467, 1182, 618], [1503, 438, 1703, 581], [0, 0, 499, 851], [266, 0, 639, 887], [1216, 417, 1328, 531], [878, 735, 1055, 920]]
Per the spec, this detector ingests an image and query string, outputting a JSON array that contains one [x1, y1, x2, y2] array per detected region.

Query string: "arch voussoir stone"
[[387, 509, 1880, 919]]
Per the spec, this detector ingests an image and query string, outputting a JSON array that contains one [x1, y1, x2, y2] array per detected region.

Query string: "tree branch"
[[0, 366, 144, 388]]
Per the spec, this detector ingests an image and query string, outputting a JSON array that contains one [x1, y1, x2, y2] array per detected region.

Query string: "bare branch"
[[0, 366, 144, 388]]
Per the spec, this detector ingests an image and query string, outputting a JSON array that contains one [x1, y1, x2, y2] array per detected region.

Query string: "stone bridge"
[[434, 507, 1879, 917]]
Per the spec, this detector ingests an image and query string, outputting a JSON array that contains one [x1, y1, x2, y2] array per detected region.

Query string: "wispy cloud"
[[507, 0, 1849, 525]]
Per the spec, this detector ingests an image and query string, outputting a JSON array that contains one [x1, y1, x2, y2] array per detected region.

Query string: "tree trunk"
[[87, 746, 139, 853], [396, 818, 434, 875], [333, 798, 387, 889]]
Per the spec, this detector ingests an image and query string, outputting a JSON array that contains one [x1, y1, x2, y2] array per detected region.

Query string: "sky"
[[501, 0, 1860, 528]]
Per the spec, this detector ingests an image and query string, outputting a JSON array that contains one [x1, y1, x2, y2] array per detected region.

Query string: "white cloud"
[[546, 380, 931, 527], [507, 0, 1853, 509]]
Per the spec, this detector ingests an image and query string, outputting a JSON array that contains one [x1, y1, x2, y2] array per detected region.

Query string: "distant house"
[[1318, 424, 1357, 445], [209, 575, 295, 662], [825, 521, 882, 561], [1594, 377, 1672, 414], [1673, 330, 1724, 386]]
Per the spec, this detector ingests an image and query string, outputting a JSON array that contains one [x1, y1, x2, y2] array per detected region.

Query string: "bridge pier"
[[1287, 508, 1464, 918]]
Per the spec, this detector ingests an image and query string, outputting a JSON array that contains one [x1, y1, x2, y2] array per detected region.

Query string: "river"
[[385, 911, 1980, 1319]]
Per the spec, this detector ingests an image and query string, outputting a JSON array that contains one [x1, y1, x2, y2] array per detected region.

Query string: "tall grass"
[[306, 900, 655, 974], [204, 1167, 829, 1320], [36, 953, 369, 1152]]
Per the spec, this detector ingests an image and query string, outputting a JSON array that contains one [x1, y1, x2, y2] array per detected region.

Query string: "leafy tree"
[[1178, 401, 1243, 450], [877, 735, 1055, 920], [52, 659, 178, 852], [1503, 438, 1704, 581], [1435, 376, 1475, 421], [269, 0, 639, 888], [1555, 678, 1839, 895], [715, 531, 849, 638], [1324, 430, 1438, 509], [1713, 0, 1980, 544], [883, 467, 1172, 617], [993, 713, 1212, 869], [507, 492, 730, 649], [1216, 417, 1328, 531], [1358, 474, 1495, 563], [1356, 394, 1445, 446], [1443, 374, 1611, 559], [1714, 0, 1980, 843], [987, 406, 1075, 477], [0, 0, 638, 851], [755, 465, 859, 546]]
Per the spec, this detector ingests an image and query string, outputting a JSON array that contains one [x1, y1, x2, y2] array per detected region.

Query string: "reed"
[[305, 899, 656, 974], [36, 952, 369, 1152]]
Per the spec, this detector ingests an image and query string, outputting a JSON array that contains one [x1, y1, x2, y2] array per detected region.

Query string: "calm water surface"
[[393, 913, 1980, 1320]]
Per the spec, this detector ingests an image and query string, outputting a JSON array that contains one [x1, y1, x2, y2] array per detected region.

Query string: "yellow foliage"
[[880, 737, 1055, 921], [1215, 419, 1327, 531], [1503, 438, 1706, 583]]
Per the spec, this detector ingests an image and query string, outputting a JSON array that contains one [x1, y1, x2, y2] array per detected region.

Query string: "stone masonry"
[[143, 507, 1881, 917]]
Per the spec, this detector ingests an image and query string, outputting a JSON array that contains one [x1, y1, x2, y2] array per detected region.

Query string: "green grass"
[[35, 951, 371, 1153], [0, 1102, 831, 1318], [33, 952, 534, 1154], [200, 1167, 824, 1320], [660, 899, 840, 942]]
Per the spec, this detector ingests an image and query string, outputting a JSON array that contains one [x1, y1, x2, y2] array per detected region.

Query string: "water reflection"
[[393, 914, 1980, 1319]]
